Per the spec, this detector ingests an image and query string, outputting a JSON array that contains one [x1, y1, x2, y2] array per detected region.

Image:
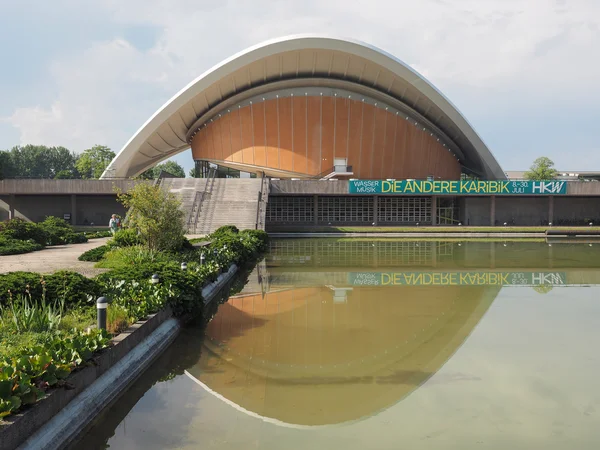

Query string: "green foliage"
[[0, 236, 43, 255], [0, 271, 100, 307], [0, 145, 79, 179], [116, 183, 185, 251], [75, 145, 115, 179], [102, 279, 174, 323], [78, 245, 109, 262], [109, 228, 142, 248], [82, 230, 112, 239], [524, 157, 559, 181], [139, 160, 186, 179], [211, 225, 240, 237], [96, 245, 175, 269], [40, 216, 86, 245], [1, 290, 65, 333], [0, 329, 110, 417], [0, 218, 48, 245], [107, 304, 130, 334]]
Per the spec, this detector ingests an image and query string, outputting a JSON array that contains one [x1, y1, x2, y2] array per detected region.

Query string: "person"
[[109, 214, 119, 235]]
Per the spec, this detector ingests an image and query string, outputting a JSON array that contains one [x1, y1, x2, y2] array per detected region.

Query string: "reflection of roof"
[[101, 35, 505, 180], [185, 285, 499, 426]]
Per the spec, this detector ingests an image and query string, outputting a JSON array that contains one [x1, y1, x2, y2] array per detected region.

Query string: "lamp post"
[[97, 297, 108, 331]]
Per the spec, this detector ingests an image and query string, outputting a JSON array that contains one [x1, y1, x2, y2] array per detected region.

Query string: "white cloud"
[[4, 0, 600, 168]]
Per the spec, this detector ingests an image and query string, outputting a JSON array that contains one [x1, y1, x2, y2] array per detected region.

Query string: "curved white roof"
[[101, 34, 505, 180]]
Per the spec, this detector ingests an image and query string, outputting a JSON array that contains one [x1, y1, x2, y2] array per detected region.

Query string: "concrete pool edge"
[[10, 264, 239, 450], [268, 232, 548, 238]]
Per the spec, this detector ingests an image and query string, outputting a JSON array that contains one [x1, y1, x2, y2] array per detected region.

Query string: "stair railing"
[[189, 167, 217, 233], [255, 173, 269, 230]]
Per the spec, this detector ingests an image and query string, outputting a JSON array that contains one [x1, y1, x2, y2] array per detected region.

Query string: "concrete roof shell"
[[101, 35, 506, 180]]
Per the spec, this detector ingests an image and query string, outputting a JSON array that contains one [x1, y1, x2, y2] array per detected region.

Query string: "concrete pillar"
[[490, 196, 496, 226], [313, 195, 319, 225], [373, 195, 378, 226], [71, 194, 77, 226], [548, 196, 554, 225], [490, 241, 496, 269], [8, 194, 15, 220], [431, 196, 437, 225], [431, 241, 437, 268]]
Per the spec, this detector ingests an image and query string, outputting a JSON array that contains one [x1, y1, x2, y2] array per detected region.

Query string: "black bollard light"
[[97, 297, 108, 331], [181, 262, 187, 271], [200, 253, 205, 265], [151, 274, 159, 284]]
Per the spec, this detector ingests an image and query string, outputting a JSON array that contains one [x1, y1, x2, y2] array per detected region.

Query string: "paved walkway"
[[0, 238, 111, 277]]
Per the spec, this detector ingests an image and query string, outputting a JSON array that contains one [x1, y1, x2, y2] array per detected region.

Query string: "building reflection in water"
[[185, 239, 600, 426]]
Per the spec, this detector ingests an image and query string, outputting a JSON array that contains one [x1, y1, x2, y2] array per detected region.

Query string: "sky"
[[1, 0, 599, 174]]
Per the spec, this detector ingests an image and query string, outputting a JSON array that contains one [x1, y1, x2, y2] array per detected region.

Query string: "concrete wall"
[[554, 197, 600, 225], [463, 197, 490, 226], [495, 197, 549, 226], [0, 194, 124, 226]]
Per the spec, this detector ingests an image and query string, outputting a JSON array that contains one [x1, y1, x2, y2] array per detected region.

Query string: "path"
[[0, 238, 110, 277]]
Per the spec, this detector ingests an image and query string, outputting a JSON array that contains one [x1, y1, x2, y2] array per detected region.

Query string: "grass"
[[95, 245, 175, 269], [267, 226, 600, 233], [0, 306, 95, 359]]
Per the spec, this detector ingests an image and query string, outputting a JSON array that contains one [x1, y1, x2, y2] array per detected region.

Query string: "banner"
[[348, 271, 567, 286], [348, 180, 567, 195]]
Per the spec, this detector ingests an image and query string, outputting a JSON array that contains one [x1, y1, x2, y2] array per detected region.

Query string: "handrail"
[[255, 173, 270, 230], [309, 165, 353, 180], [187, 167, 216, 233]]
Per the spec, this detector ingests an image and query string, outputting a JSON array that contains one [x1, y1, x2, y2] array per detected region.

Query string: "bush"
[[211, 225, 239, 238], [0, 271, 100, 308], [96, 245, 176, 269], [0, 236, 43, 255], [109, 228, 142, 248], [40, 216, 88, 245], [78, 245, 109, 262], [0, 218, 47, 246], [82, 230, 112, 239]]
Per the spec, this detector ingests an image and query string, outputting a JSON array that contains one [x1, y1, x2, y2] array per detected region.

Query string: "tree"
[[189, 166, 199, 178], [524, 157, 558, 181], [116, 183, 185, 251], [76, 145, 115, 179], [2, 145, 79, 179], [138, 160, 186, 179]]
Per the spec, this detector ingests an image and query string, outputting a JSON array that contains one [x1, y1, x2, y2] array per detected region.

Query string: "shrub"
[[107, 304, 130, 334], [40, 216, 88, 245], [0, 271, 100, 307], [0, 218, 47, 246], [109, 228, 142, 248], [0, 236, 43, 255], [116, 183, 185, 251], [97, 245, 176, 269], [82, 230, 112, 239], [78, 245, 109, 262], [211, 225, 239, 238]]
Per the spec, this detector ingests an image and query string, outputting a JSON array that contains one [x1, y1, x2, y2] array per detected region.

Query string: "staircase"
[[167, 178, 264, 235]]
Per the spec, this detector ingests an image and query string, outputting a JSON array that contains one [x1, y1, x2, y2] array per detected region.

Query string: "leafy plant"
[[97, 245, 175, 269], [0, 328, 110, 417], [0, 218, 47, 246], [107, 304, 130, 334], [2, 292, 64, 333], [40, 216, 88, 245], [109, 228, 143, 248]]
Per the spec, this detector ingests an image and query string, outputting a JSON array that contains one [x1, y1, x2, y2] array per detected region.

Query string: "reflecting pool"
[[78, 239, 600, 450]]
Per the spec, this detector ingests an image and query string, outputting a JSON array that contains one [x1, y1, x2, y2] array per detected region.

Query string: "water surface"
[[78, 239, 600, 450]]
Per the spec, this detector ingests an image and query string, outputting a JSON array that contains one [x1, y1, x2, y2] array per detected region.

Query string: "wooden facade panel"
[[229, 109, 243, 164], [372, 108, 388, 179], [191, 95, 461, 179], [278, 97, 293, 171], [240, 106, 254, 165], [381, 113, 398, 179], [265, 99, 279, 168], [219, 113, 233, 161], [306, 96, 321, 175], [252, 103, 267, 168], [334, 97, 349, 160], [321, 97, 335, 171], [360, 104, 376, 178], [347, 100, 363, 177], [292, 96, 308, 174]]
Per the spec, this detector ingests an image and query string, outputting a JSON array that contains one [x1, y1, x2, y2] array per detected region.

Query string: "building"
[[102, 35, 505, 181]]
